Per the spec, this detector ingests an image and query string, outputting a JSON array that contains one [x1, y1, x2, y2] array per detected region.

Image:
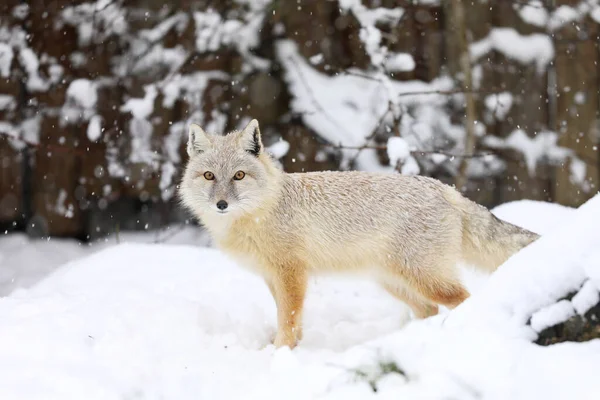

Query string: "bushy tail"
[[444, 189, 540, 272]]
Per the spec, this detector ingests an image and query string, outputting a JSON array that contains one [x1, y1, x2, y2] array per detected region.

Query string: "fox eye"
[[203, 171, 215, 180], [233, 171, 245, 180]]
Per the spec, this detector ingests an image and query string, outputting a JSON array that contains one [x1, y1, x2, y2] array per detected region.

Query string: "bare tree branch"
[[347, 101, 393, 166], [397, 88, 499, 98], [324, 142, 498, 159]]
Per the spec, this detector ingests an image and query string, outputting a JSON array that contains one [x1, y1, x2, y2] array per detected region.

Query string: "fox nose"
[[216, 200, 228, 210]]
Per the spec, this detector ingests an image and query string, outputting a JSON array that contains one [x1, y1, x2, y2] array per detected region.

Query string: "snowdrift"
[[0, 196, 598, 399]]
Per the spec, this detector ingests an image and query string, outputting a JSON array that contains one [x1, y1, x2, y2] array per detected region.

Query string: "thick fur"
[[179, 120, 540, 348]]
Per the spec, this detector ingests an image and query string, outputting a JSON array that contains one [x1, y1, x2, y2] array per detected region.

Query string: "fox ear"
[[239, 119, 263, 157], [187, 123, 211, 156]]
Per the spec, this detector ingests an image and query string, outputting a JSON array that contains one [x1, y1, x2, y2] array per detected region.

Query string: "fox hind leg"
[[405, 267, 470, 310], [380, 280, 439, 319], [385, 257, 470, 311]]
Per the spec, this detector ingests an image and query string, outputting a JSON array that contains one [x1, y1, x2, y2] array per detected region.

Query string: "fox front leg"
[[267, 268, 307, 349], [265, 277, 305, 343]]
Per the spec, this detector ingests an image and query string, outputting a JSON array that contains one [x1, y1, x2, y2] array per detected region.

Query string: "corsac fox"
[[178, 119, 539, 349]]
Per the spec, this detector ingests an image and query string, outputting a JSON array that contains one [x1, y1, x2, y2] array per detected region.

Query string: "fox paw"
[[273, 333, 297, 349]]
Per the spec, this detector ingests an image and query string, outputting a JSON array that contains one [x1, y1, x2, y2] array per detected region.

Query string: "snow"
[[470, 28, 554, 74], [399, 156, 420, 176], [277, 40, 385, 148], [139, 13, 189, 43], [516, 2, 599, 31], [446, 195, 600, 333], [193, 8, 265, 68], [194, 10, 235, 53], [575, 91, 586, 104], [485, 129, 564, 175], [48, 63, 64, 84], [128, 118, 156, 165], [339, 1, 404, 69], [471, 63, 483, 89], [530, 300, 575, 333], [132, 45, 188, 75], [0, 94, 15, 111], [0, 244, 410, 399], [277, 40, 457, 172], [53, 189, 75, 220], [386, 136, 419, 175], [309, 54, 324, 65], [491, 199, 575, 235], [11, 4, 29, 19], [359, 25, 384, 66], [386, 136, 410, 167], [163, 122, 185, 163], [267, 139, 290, 159], [484, 92, 513, 121], [20, 116, 40, 147], [569, 157, 588, 188], [571, 280, 600, 316], [387, 193, 600, 399], [120, 85, 157, 120], [159, 162, 178, 201], [1, 197, 598, 399], [160, 71, 227, 109], [18, 47, 49, 92], [592, 6, 600, 23], [87, 115, 103, 142], [0, 42, 13, 77], [339, 0, 404, 28], [60, 0, 127, 47], [0, 235, 90, 297], [484, 129, 590, 189], [0, 123, 17, 142], [384, 53, 416, 73], [430, 153, 447, 164], [62, 79, 99, 125], [0, 116, 41, 151], [547, 4, 596, 31], [0, 228, 211, 297], [234, 0, 272, 11], [516, 1, 549, 27], [548, 6, 580, 31], [121, 71, 226, 126], [67, 79, 98, 110], [159, 122, 186, 198]]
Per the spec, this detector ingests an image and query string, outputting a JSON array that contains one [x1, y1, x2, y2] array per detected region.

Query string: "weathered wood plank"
[[553, 11, 599, 206], [472, 2, 552, 204], [25, 0, 84, 236], [0, 1, 27, 226]]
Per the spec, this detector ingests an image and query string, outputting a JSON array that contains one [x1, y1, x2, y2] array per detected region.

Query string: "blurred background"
[[0, 0, 598, 241]]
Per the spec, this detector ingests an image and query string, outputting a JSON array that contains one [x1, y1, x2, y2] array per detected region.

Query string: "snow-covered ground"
[[0, 226, 211, 297], [0, 197, 599, 399]]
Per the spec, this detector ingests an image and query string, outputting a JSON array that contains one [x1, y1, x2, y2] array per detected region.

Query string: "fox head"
[[179, 119, 281, 221]]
